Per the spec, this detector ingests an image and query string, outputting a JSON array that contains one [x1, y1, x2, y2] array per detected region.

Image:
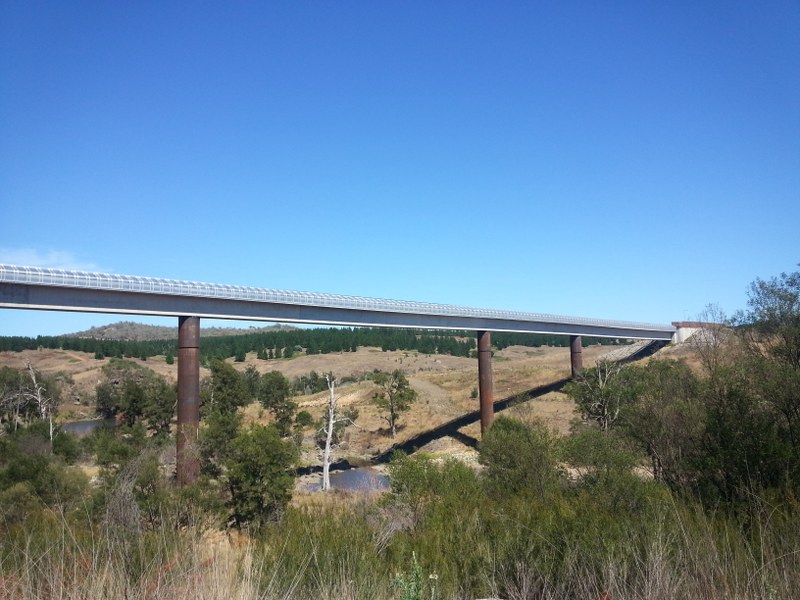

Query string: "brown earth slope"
[[1, 342, 625, 458]]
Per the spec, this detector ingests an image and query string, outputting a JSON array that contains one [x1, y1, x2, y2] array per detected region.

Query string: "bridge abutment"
[[477, 330, 494, 435], [177, 316, 200, 486], [570, 335, 583, 378]]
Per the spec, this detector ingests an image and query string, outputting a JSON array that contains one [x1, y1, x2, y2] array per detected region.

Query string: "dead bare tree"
[[319, 373, 358, 491], [26, 361, 57, 442], [0, 364, 58, 437]]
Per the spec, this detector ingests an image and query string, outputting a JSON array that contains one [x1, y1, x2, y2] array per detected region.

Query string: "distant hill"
[[1, 320, 622, 361], [67, 320, 298, 341]]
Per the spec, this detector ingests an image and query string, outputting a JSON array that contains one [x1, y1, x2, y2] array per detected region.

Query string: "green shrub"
[[83, 425, 146, 468], [53, 429, 82, 463], [560, 427, 640, 483], [295, 409, 314, 428], [0, 481, 42, 524], [479, 415, 562, 497], [388, 452, 482, 524], [0, 432, 88, 515], [223, 423, 298, 528]]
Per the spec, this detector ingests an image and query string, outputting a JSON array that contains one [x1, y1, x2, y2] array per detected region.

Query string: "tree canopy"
[[371, 370, 417, 438]]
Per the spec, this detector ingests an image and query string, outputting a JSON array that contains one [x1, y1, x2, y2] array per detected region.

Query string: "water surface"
[[62, 418, 116, 437], [306, 467, 390, 492]]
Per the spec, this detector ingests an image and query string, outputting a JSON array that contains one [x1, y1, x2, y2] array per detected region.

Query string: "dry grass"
[[6, 342, 634, 464], [3, 494, 799, 600], [0, 520, 258, 600]]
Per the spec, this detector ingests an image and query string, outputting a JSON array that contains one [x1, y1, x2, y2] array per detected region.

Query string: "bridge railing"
[[0, 264, 675, 335]]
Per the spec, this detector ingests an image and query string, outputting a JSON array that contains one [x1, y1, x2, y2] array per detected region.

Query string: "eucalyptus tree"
[[372, 370, 417, 438]]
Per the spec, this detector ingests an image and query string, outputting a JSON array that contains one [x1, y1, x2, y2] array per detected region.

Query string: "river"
[[305, 467, 390, 492], [61, 418, 116, 437]]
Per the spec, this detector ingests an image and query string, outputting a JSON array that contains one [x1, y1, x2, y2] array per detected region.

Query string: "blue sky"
[[1, 2, 798, 337]]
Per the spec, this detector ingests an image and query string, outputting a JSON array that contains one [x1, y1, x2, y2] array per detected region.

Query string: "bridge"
[[0, 264, 676, 484]]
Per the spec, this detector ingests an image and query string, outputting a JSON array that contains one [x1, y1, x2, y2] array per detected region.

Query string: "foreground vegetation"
[[1, 267, 799, 599], [2, 436, 799, 599]]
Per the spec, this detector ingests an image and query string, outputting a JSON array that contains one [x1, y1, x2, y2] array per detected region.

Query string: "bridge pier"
[[177, 316, 200, 486], [570, 335, 583, 378], [477, 330, 494, 435]]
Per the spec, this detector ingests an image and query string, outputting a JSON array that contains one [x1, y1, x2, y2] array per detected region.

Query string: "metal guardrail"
[[0, 264, 676, 335]]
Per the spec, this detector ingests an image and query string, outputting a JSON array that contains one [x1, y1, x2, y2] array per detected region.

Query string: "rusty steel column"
[[570, 335, 583, 378], [477, 330, 494, 435], [177, 316, 200, 486]]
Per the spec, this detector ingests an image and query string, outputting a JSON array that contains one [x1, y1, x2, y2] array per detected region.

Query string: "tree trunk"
[[27, 362, 53, 442], [322, 376, 336, 491]]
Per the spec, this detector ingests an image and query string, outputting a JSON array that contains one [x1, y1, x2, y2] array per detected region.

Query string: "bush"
[[388, 453, 482, 521], [479, 416, 562, 497], [84, 425, 147, 469], [0, 430, 88, 514], [620, 359, 704, 493], [0, 481, 42, 524], [295, 410, 313, 428], [53, 429, 82, 463], [386, 453, 489, 595], [560, 427, 640, 484], [223, 423, 298, 528]]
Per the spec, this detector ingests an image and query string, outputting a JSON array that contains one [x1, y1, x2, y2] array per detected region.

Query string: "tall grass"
[[2, 472, 799, 599], [0, 509, 264, 599]]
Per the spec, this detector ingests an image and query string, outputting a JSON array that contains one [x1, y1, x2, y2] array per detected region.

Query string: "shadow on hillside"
[[293, 379, 569, 477], [369, 376, 571, 464], [296, 339, 668, 476]]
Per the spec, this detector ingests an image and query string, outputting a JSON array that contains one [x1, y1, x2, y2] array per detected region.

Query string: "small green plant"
[[393, 552, 439, 600]]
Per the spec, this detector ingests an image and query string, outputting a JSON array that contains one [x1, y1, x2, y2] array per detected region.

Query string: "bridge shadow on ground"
[[369, 376, 571, 464], [619, 338, 669, 364], [369, 339, 668, 464], [295, 379, 570, 477], [296, 340, 668, 476]]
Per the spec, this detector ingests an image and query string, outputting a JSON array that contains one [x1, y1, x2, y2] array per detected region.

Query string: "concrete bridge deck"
[[0, 265, 674, 340]]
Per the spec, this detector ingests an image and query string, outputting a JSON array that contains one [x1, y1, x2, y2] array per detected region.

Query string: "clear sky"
[[1, 2, 798, 337]]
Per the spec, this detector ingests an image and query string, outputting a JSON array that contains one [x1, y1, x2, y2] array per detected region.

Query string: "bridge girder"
[[0, 281, 674, 340]]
